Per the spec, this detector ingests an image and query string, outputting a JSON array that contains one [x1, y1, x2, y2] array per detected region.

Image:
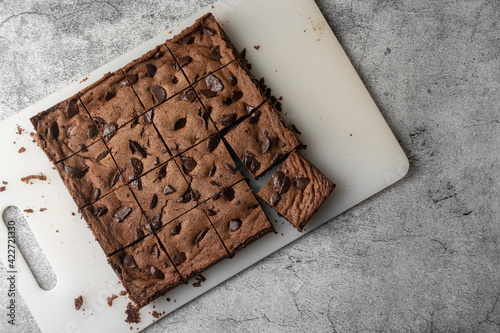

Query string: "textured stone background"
[[1, 0, 500, 332]]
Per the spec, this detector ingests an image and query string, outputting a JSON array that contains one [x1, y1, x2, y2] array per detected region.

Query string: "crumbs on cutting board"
[[16, 125, 24, 135], [40, 208, 47, 212], [24, 209, 34, 213], [18, 147, 26, 153], [254, 45, 260, 50], [21, 173, 47, 184], [0, 186, 6, 192]]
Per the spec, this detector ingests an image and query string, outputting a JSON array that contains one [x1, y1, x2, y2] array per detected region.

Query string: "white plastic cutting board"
[[0, 0, 409, 332]]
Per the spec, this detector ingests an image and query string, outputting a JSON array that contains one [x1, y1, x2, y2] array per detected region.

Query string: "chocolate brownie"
[[257, 150, 335, 231], [225, 101, 300, 178], [105, 113, 169, 182], [195, 59, 266, 131], [175, 135, 243, 202], [130, 159, 197, 228], [153, 88, 217, 155], [79, 71, 145, 136], [54, 139, 124, 208], [108, 234, 182, 308], [122, 43, 189, 110], [167, 13, 240, 83], [156, 207, 228, 281], [201, 181, 273, 256], [30, 95, 99, 163]]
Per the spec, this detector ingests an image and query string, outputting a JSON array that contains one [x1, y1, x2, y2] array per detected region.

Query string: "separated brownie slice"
[[130, 159, 197, 228], [82, 185, 148, 256], [122, 43, 189, 110], [153, 88, 217, 156], [201, 181, 273, 256], [54, 139, 124, 208], [167, 13, 240, 83], [175, 135, 243, 202], [156, 207, 228, 281], [30, 95, 100, 163], [108, 234, 182, 308], [79, 71, 145, 136], [225, 101, 300, 178], [105, 112, 170, 182], [257, 150, 335, 231], [195, 59, 266, 131]]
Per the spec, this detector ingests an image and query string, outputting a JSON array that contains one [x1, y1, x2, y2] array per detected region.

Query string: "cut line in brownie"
[[30, 94, 100, 164], [122, 43, 190, 110], [257, 150, 335, 232], [167, 13, 240, 83]]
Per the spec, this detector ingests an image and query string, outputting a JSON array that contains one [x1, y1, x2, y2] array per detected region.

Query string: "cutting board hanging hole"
[[2, 206, 57, 291]]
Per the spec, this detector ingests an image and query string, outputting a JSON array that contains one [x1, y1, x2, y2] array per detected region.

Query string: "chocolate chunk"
[[143, 110, 154, 125], [271, 152, 284, 165], [229, 76, 238, 86], [103, 122, 118, 140], [172, 76, 179, 84], [210, 45, 221, 61], [228, 219, 242, 232], [212, 193, 221, 200], [152, 245, 160, 258], [150, 85, 166, 104], [87, 125, 99, 139], [65, 99, 79, 118], [273, 171, 290, 194], [64, 125, 75, 139], [146, 214, 162, 231], [270, 191, 281, 206], [151, 266, 164, 279], [78, 144, 88, 152], [157, 165, 167, 179], [202, 27, 216, 36], [110, 169, 121, 187], [194, 228, 209, 244], [149, 194, 158, 209], [172, 252, 186, 265], [178, 90, 197, 102], [93, 206, 108, 218], [153, 157, 160, 166], [208, 164, 217, 177], [248, 204, 259, 210], [163, 185, 176, 195], [177, 56, 192, 68], [245, 105, 255, 114], [180, 157, 197, 173], [241, 151, 261, 173], [206, 135, 220, 152], [261, 136, 272, 154], [105, 92, 115, 101], [145, 64, 157, 78], [130, 178, 142, 190], [225, 163, 237, 174], [222, 187, 235, 201], [173, 118, 187, 130], [48, 121, 59, 139], [247, 110, 261, 124], [199, 89, 217, 98], [64, 165, 88, 179], [219, 114, 237, 127], [91, 188, 101, 202], [130, 158, 144, 177], [210, 180, 222, 187], [93, 117, 106, 129], [115, 206, 132, 222], [122, 254, 137, 269], [223, 97, 233, 105], [206, 209, 217, 216], [206, 74, 224, 92], [232, 91, 243, 102], [96, 150, 109, 162], [276, 138, 286, 148], [121, 74, 138, 86], [294, 175, 311, 190], [129, 141, 147, 158], [176, 191, 192, 203], [186, 36, 195, 44], [153, 51, 163, 59], [171, 223, 181, 235], [135, 228, 145, 241]]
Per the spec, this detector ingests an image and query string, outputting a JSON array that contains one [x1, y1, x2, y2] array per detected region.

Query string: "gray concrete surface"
[[1, 0, 499, 332]]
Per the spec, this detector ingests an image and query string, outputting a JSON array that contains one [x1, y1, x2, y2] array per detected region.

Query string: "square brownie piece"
[[82, 185, 148, 256], [54, 139, 124, 208], [108, 234, 182, 308], [257, 150, 336, 231], [201, 181, 273, 256], [153, 88, 217, 155], [176, 135, 243, 202], [122, 43, 189, 110], [195, 59, 266, 131], [167, 13, 240, 83], [225, 101, 300, 178], [156, 207, 228, 281], [105, 113, 170, 182], [30, 95, 100, 163], [79, 71, 145, 135], [130, 159, 197, 228]]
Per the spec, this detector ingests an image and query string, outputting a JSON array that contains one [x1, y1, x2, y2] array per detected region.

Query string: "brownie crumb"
[[107, 294, 118, 307], [18, 147, 26, 153], [21, 173, 47, 184], [119, 290, 127, 296], [2, 181, 7, 185], [151, 311, 161, 319], [24, 209, 34, 214], [80, 77, 88, 83], [166, 298, 170, 302], [16, 125, 24, 135], [30, 132, 35, 137], [125, 302, 141, 324], [75, 296, 83, 310], [71, 212, 76, 216], [254, 45, 260, 50], [291, 124, 302, 135], [0, 186, 5, 192], [40, 208, 47, 212], [241, 48, 247, 59], [192, 274, 206, 287], [298, 144, 308, 150]]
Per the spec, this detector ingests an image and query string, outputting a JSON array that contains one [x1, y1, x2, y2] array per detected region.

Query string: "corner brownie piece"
[[201, 181, 273, 256], [82, 185, 148, 256], [257, 150, 335, 232], [167, 13, 240, 83], [153, 88, 217, 155], [175, 135, 243, 202], [108, 234, 182, 308], [54, 139, 123, 208], [79, 71, 145, 136], [195, 59, 266, 131], [225, 101, 300, 178], [30, 95, 100, 163], [156, 207, 228, 281], [130, 159, 197, 228], [105, 113, 169, 182], [122, 43, 189, 110]]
